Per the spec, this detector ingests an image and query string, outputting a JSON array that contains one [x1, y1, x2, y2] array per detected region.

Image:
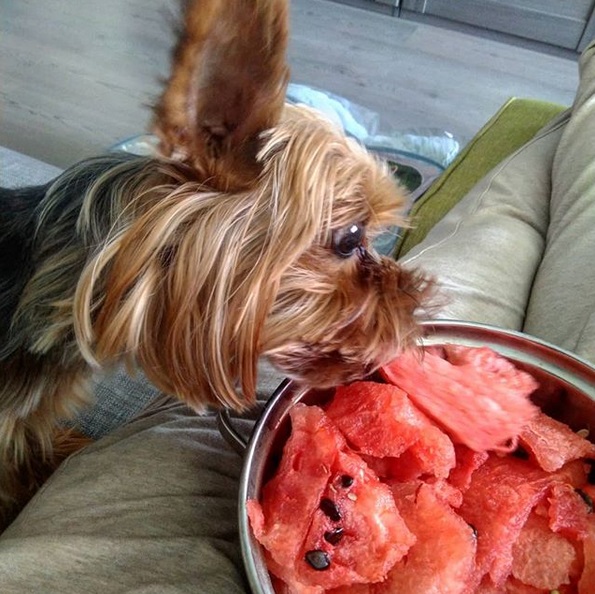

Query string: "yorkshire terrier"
[[0, 0, 430, 528]]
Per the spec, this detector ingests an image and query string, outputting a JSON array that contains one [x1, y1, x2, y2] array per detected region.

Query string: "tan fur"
[[71, 105, 427, 411], [0, 0, 432, 528], [153, 0, 290, 189]]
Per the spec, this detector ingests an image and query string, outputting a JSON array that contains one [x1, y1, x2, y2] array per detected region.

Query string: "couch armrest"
[[394, 98, 566, 259]]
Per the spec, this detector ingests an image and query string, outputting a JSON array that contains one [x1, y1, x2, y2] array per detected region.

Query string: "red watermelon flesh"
[[547, 481, 592, 540], [475, 576, 557, 593], [499, 578, 579, 593], [325, 382, 431, 458], [265, 552, 325, 594], [552, 458, 592, 489], [248, 403, 415, 592], [424, 476, 464, 508], [448, 444, 490, 493], [474, 578, 502, 593], [519, 410, 595, 472], [401, 423, 455, 479], [389, 477, 463, 509], [380, 347, 539, 452], [579, 516, 595, 593], [296, 449, 415, 590], [511, 511, 578, 589], [247, 404, 345, 587], [457, 455, 587, 587], [326, 381, 455, 480], [440, 345, 539, 397], [474, 578, 505, 593], [379, 483, 477, 594], [503, 578, 550, 593], [360, 425, 455, 483], [326, 585, 375, 594]]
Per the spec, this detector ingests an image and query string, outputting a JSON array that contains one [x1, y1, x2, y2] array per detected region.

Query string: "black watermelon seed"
[[467, 523, 478, 538], [340, 474, 354, 488], [324, 527, 344, 545], [588, 462, 595, 485], [305, 549, 331, 570], [320, 497, 342, 522], [576, 488, 594, 513]]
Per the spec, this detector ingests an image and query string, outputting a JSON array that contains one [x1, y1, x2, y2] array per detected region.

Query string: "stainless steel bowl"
[[218, 320, 595, 594]]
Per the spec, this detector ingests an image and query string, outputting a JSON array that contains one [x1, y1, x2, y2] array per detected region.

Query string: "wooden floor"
[[0, 0, 581, 169]]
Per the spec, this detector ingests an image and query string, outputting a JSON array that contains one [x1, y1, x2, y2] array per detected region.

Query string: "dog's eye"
[[332, 223, 365, 258]]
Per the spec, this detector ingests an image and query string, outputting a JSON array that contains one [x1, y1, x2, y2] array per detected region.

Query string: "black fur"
[[0, 184, 44, 342], [0, 153, 152, 361]]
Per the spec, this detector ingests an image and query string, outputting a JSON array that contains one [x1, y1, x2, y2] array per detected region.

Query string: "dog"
[[0, 0, 431, 528]]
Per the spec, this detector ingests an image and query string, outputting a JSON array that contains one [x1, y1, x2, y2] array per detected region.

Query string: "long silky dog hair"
[[0, 0, 430, 527]]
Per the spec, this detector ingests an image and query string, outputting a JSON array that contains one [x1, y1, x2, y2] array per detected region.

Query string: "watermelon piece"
[[265, 553, 324, 594], [326, 585, 374, 594], [519, 410, 595, 472], [476, 576, 567, 593], [458, 455, 588, 587], [388, 477, 463, 510], [511, 511, 578, 589], [579, 516, 595, 593], [475, 577, 537, 593], [552, 458, 592, 489], [248, 403, 415, 592], [325, 382, 430, 458], [547, 482, 592, 540], [424, 477, 464, 508], [388, 479, 419, 507], [474, 578, 501, 593], [448, 444, 490, 493], [503, 578, 551, 593], [380, 346, 539, 453], [474, 578, 505, 593], [326, 381, 455, 480], [296, 448, 415, 590], [247, 403, 345, 580], [440, 345, 539, 396], [269, 574, 293, 594], [401, 424, 456, 479], [379, 483, 477, 594], [499, 578, 579, 593], [360, 426, 455, 483]]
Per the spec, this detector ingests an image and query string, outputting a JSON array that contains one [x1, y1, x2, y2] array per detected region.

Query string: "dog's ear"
[[152, 0, 290, 190]]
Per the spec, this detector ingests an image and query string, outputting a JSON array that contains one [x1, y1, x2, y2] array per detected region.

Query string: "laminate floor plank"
[[0, 0, 580, 168]]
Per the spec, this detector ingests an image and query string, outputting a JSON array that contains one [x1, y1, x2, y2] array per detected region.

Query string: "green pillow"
[[394, 98, 566, 258]]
